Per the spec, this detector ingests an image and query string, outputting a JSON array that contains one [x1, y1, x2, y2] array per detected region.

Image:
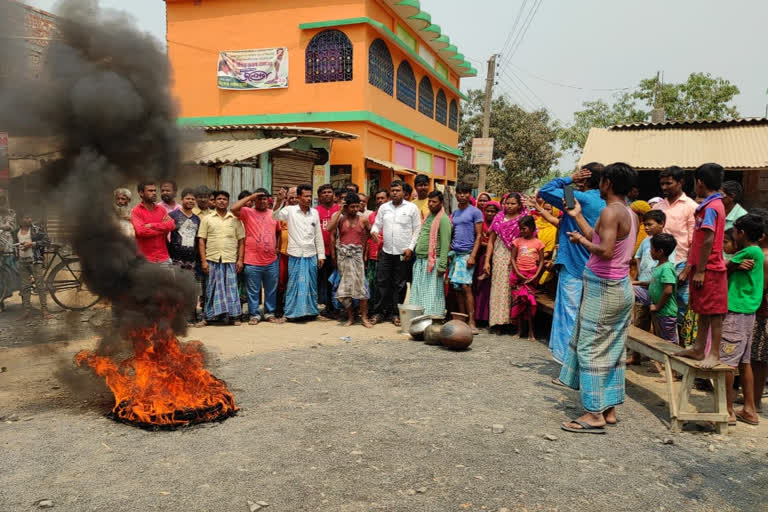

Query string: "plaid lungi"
[[409, 257, 445, 317], [205, 262, 241, 319], [559, 268, 632, 413], [336, 244, 368, 308]]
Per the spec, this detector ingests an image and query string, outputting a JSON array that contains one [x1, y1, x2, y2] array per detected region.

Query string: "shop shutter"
[[271, 155, 314, 195]]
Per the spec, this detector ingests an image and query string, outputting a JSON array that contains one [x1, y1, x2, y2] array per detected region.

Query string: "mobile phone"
[[564, 185, 575, 210]]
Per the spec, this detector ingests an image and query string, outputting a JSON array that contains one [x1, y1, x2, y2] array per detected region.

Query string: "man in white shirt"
[[273, 183, 326, 319], [370, 180, 421, 326]]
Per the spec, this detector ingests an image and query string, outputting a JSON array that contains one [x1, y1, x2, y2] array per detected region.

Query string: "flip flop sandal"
[[736, 413, 759, 426], [561, 419, 606, 434], [551, 378, 567, 388]]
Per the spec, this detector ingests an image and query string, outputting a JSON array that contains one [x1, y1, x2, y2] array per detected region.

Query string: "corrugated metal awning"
[[365, 156, 417, 175], [578, 125, 768, 170], [201, 125, 358, 140], [182, 137, 296, 165]]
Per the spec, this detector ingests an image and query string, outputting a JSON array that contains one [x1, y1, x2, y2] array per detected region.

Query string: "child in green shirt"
[[723, 214, 765, 426], [648, 234, 679, 345]]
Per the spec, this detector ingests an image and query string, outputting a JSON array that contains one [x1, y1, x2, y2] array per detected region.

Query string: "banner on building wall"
[[470, 137, 494, 166], [217, 48, 289, 90]]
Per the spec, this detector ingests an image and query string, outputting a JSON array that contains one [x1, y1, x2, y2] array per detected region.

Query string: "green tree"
[[559, 72, 741, 156], [459, 90, 560, 194]]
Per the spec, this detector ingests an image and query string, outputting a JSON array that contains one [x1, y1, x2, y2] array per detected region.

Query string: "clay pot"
[[440, 314, 473, 350], [424, 323, 443, 345]]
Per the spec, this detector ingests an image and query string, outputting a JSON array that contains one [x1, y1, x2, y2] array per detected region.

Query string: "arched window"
[[448, 99, 458, 131], [435, 89, 447, 125], [305, 29, 353, 83], [418, 77, 434, 118], [368, 39, 393, 95], [396, 61, 416, 109]]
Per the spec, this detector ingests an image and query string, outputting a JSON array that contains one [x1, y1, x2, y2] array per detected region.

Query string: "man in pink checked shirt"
[[130, 181, 175, 264]]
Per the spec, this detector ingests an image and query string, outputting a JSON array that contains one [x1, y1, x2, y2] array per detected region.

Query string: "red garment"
[[689, 269, 728, 315], [239, 207, 280, 266], [367, 211, 383, 260], [130, 202, 175, 263], [316, 203, 339, 256], [688, 194, 726, 272], [338, 215, 364, 246]]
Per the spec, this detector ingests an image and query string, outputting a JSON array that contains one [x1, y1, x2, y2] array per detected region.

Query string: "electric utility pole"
[[477, 54, 497, 194]]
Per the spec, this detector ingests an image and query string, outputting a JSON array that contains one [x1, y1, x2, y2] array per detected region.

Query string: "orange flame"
[[75, 326, 237, 428]]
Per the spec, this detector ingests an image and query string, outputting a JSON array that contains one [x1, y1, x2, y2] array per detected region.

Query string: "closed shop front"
[[271, 153, 315, 195]]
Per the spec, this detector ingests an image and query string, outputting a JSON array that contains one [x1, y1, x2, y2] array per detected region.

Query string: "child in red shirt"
[[679, 163, 728, 368], [509, 215, 545, 340]]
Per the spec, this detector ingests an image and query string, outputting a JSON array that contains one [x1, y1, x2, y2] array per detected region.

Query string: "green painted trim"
[[433, 35, 450, 44], [423, 24, 441, 36], [450, 53, 465, 62], [409, 11, 431, 24], [457, 61, 471, 69], [177, 112, 463, 157], [299, 17, 370, 30], [440, 44, 458, 55], [396, 0, 420, 7], [299, 18, 471, 98]]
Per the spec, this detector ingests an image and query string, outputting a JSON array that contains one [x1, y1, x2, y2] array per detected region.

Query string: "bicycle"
[[0, 243, 101, 311]]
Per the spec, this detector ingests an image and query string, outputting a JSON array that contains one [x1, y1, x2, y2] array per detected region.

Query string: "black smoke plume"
[[0, 0, 196, 335]]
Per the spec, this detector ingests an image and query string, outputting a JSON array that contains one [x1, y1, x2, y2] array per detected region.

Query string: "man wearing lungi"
[[197, 191, 245, 326], [409, 191, 452, 317], [273, 184, 326, 320], [539, 163, 606, 364], [327, 192, 374, 327], [558, 162, 638, 434]]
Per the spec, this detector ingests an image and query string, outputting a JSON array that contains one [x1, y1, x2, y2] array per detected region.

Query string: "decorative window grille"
[[435, 89, 447, 125], [449, 99, 459, 131], [418, 76, 434, 118], [305, 29, 353, 83], [368, 39, 394, 95], [396, 61, 416, 109]]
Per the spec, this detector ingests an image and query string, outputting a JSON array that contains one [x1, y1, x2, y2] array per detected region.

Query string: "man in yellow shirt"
[[192, 185, 214, 217], [198, 190, 245, 326], [412, 174, 431, 220]]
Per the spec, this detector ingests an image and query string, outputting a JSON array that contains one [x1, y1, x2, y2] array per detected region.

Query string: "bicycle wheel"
[[47, 258, 101, 310]]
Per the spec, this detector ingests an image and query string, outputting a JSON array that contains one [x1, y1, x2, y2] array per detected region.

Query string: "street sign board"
[[470, 137, 494, 166]]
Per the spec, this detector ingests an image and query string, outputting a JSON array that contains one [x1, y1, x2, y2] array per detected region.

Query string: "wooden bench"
[[535, 292, 734, 434]]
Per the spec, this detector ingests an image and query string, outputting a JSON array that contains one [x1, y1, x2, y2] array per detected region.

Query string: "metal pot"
[[408, 315, 433, 341], [424, 323, 443, 345]]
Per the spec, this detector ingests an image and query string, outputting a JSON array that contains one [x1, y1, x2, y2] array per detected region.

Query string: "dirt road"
[[1, 306, 766, 511]]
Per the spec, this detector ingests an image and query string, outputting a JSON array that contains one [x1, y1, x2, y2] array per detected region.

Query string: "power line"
[[496, 75, 538, 111], [510, 64, 632, 92], [497, 0, 529, 57], [499, 68, 544, 110], [499, 0, 543, 70]]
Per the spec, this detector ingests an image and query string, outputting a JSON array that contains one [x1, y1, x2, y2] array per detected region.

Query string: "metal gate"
[[218, 164, 263, 199]]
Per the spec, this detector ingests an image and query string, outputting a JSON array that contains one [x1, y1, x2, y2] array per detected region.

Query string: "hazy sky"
[[26, 0, 768, 141]]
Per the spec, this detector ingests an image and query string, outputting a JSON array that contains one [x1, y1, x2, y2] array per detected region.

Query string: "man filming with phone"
[[539, 163, 607, 364]]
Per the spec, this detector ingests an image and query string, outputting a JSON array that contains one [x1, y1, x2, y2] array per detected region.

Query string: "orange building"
[[166, 0, 476, 195]]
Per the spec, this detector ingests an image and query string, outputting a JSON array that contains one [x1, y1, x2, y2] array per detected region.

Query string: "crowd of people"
[[2, 159, 765, 434]]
